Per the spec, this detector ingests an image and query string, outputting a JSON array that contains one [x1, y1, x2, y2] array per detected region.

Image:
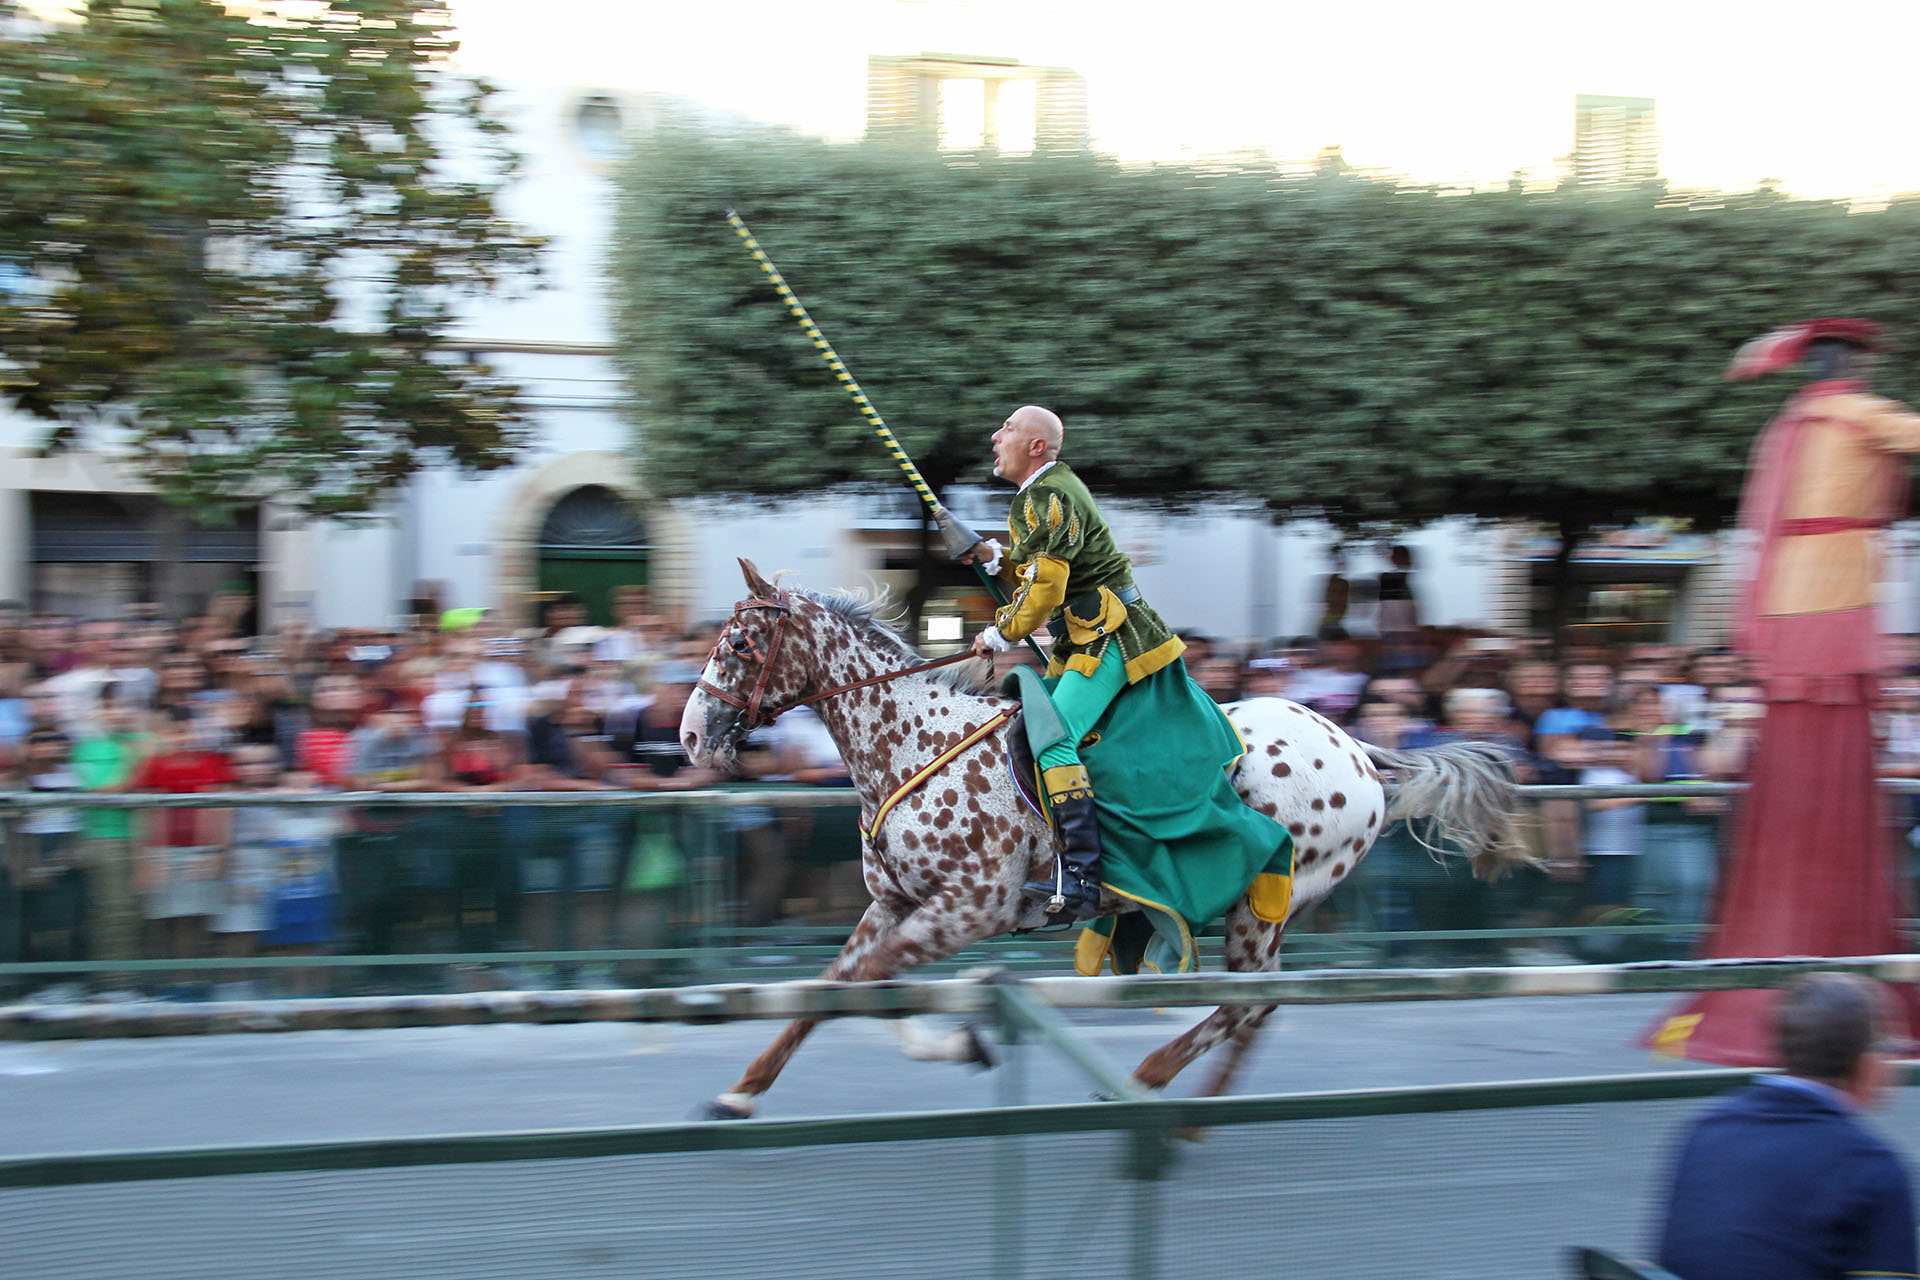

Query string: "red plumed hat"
[[1726, 317, 1884, 379]]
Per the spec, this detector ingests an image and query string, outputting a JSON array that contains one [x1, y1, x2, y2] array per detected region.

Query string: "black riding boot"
[[1023, 765, 1106, 924]]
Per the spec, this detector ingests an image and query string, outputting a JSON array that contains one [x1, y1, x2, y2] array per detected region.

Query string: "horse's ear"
[[739, 558, 776, 598]]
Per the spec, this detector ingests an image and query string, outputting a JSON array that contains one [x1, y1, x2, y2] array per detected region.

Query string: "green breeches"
[[1036, 643, 1127, 772]]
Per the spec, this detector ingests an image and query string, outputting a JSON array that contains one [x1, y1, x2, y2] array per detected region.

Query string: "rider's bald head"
[[1010, 405, 1063, 459]]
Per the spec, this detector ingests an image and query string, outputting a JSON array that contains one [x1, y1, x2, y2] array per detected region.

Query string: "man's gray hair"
[[1775, 972, 1882, 1083]]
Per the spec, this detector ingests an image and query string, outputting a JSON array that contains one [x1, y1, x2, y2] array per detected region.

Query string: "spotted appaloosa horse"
[[682, 561, 1529, 1118]]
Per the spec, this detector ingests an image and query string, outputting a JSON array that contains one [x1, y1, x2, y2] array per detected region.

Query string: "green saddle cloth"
[[1002, 657, 1294, 975]]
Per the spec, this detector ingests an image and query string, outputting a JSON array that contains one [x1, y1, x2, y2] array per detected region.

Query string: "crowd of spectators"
[[1182, 616, 1920, 965], [0, 588, 855, 997], [8, 579, 1920, 996]]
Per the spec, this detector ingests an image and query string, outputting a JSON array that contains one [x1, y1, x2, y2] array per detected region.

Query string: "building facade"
[[6, 61, 1911, 649]]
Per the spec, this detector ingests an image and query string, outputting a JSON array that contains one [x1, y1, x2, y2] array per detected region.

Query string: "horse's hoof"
[[960, 1022, 998, 1071], [696, 1098, 753, 1121]]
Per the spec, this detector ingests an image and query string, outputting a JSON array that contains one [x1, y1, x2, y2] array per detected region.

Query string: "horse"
[[681, 560, 1529, 1118]]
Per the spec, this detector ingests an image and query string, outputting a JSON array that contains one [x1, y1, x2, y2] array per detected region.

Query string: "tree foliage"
[[611, 122, 1920, 533], [0, 0, 543, 516]]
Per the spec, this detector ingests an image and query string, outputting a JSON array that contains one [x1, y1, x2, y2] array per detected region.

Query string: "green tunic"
[[996, 463, 1185, 683]]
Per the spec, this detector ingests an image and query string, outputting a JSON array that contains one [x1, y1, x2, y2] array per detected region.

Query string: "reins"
[[697, 588, 1017, 881], [697, 589, 986, 730]]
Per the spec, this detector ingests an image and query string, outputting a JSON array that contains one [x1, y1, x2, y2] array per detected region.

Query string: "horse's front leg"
[[706, 880, 1007, 1118], [706, 898, 903, 1119]]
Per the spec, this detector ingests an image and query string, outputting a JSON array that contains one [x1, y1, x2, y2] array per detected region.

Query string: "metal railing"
[[1, 780, 1914, 996], [7, 957, 1920, 1280]]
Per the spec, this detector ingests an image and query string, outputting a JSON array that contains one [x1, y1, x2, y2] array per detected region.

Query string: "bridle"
[[697, 590, 982, 735]]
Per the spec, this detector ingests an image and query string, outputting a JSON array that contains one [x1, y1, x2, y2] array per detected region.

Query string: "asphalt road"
[[2, 994, 1910, 1280]]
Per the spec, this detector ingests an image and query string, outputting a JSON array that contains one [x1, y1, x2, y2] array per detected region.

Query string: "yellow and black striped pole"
[[724, 208, 986, 560], [724, 208, 1042, 657]]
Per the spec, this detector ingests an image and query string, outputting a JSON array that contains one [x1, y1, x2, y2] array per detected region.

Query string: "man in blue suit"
[[1657, 973, 1918, 1280]]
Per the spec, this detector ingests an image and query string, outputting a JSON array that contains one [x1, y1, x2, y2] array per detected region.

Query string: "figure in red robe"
[[1653, 318, 1920, 1064]]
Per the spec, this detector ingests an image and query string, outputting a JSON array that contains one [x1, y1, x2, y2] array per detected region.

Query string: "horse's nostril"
[[682, 731, 699, 756]]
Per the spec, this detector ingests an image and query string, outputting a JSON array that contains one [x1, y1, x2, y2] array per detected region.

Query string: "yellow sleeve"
[[995, 555, 1070, 641]]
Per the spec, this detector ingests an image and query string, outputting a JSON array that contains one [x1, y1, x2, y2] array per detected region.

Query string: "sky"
[[446, 0, 1920, 199]]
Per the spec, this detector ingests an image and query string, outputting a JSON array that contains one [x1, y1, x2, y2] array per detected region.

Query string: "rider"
[[963, 405, 1186, 922]]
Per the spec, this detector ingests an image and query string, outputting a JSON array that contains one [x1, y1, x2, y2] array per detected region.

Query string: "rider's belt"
[[1059, 585, 1136, 646]]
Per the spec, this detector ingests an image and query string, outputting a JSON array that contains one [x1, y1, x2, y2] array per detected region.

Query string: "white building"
[[8, 47, 1911, 649]]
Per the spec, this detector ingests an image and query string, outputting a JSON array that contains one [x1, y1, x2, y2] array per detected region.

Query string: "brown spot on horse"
[[1272, 761, 1291, 777], [1330, 792, 1346, 808]]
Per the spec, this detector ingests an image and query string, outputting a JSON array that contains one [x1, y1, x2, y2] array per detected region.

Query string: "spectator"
[[519, 679, 620, 973], [611, 662, 722, 977], [344, 697, 434, 957], [765, 704, 861, 925], [294, 673, 362, 788], [212, 745, 285, 982], [0, 657, 28, 751], [1376, 544, 1420, 639], [13, 730, 84, 973], [425, 697, 518, 952], [1535, 660, 1616, 776], [1631, 685, 1719, 955], [1578, 716, 1646, 953], [71, 696, 153, 968], [1656, 972, 1916, 1280], [1286, 629, 1368, 722], [40, 618, 123, 737], [129, 708, 235, 965]]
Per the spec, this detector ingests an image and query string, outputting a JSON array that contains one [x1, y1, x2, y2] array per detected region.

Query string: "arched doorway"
[[536, 485, 648, 626]]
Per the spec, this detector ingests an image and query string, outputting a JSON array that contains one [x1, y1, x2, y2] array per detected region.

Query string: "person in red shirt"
[[130, 707, 235, 963], [294, 673, 363, 789]]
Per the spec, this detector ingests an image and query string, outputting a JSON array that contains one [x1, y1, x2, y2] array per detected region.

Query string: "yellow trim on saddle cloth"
[[1122, 635, 1187, 684], [861, 710, 1016, 843], [1072, 884, 1198, 976], [1248, 872, 1293, 924]]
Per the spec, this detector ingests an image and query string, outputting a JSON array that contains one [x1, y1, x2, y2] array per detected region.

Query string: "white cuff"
[[980, 626, 1013, 653], [980, 539, 1004, 575]]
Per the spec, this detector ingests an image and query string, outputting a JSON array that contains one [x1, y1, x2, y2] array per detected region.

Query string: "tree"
[[0, 0, 544, 517], [609, 121, 1920, 550]]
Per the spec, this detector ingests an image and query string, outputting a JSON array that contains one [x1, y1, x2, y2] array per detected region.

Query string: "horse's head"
[[681, 559, 816, 768]]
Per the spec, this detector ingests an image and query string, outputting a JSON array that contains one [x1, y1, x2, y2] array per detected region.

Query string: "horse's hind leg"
[[707, 899, 902, 1118], [1131, 900, 1282, 1093]]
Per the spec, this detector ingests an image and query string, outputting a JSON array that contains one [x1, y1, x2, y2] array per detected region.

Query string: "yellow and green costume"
[[991, 462, 1292, 959], [992, 462, 1182, 784], [994, 462, 1184, 686]]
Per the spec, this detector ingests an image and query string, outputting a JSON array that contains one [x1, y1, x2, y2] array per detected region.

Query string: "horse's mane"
[[793, 585, 996, 695]]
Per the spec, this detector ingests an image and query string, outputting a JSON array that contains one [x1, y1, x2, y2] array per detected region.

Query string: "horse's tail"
[[1362, 740, 1535, 880]]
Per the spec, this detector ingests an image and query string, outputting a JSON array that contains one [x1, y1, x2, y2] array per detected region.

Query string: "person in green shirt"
[[964, 405, 1186, 922], [71, 697, 152, 963]]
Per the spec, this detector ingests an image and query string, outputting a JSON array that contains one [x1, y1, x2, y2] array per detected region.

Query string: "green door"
[[536, 485, 649, 626]]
